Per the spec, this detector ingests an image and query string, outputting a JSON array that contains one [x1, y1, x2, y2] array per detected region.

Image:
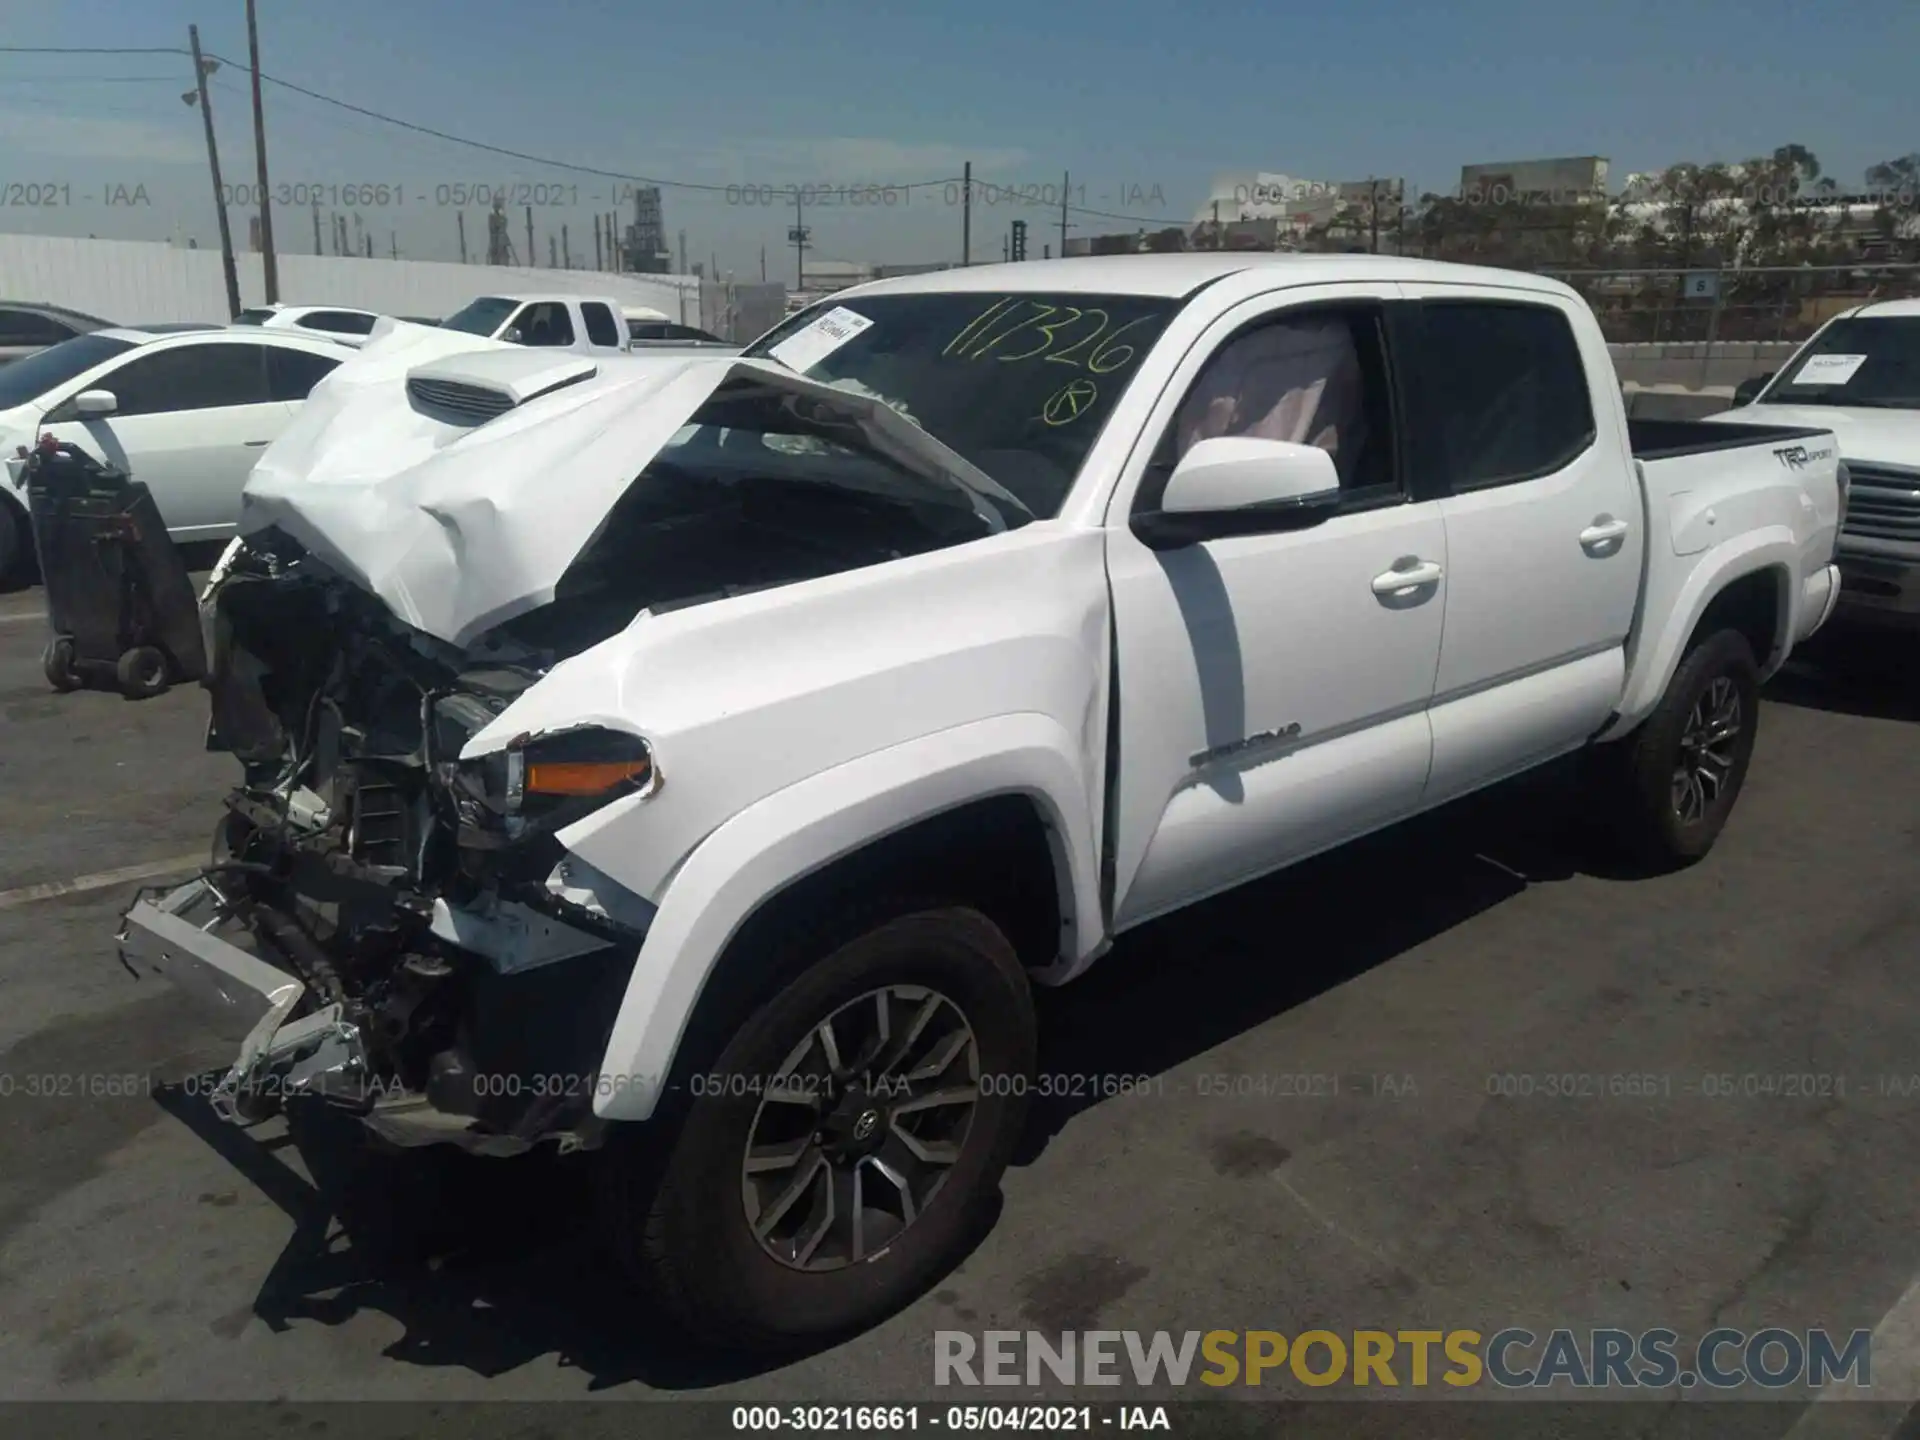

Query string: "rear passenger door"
[[1393, 287, 1643, 806]]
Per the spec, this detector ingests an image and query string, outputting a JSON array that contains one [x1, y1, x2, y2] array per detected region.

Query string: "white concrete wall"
[[0, 232, 703, 326]]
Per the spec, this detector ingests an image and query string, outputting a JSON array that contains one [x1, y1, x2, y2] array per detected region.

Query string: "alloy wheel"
[[1671, 674, 1742, 825], [741, 983, 981, 1272]]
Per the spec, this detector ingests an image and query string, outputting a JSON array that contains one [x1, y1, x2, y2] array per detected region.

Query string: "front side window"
[[741, 290, 1180, 519], [1765, 316, 1920, 408], [1144, 307, 1397, 507], [513, 303, 575, 347], [100, 342, 272, 415]]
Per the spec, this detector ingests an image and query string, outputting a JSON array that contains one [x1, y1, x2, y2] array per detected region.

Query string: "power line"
[[0, 44, 958, 198]]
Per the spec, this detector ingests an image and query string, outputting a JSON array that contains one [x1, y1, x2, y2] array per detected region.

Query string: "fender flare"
[[1601, 527, 1798, 741], [590, 712, 1103, 1122]]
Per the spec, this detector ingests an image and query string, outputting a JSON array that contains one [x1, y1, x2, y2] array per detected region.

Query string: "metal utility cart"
[[22, 435, 206, 698]]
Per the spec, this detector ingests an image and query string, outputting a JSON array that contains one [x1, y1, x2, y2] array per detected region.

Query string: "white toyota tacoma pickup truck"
[[119, 255, 1844, 1350]]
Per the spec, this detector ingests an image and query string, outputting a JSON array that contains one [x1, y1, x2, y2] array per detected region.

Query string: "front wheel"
[[602, 904, 1036, 1351], [42, 635, 80, 692], [1600, 628, 1760, 869]]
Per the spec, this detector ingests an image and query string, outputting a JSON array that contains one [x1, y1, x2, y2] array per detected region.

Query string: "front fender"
[[1601, 526, 1798, 741], [590, 712, 1103, 1122]]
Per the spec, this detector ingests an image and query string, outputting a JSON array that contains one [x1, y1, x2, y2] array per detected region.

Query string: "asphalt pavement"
[[1, 581, 1918, 1439]]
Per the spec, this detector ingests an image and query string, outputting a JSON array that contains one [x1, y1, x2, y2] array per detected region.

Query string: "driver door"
[[1105, 285, 1448, 929]]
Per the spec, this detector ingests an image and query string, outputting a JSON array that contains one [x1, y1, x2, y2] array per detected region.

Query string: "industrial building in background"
[[1457, 155, 1610, 203]]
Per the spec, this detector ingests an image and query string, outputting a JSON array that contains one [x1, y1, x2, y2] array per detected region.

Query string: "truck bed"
[[1628, 416, 1830, 460]]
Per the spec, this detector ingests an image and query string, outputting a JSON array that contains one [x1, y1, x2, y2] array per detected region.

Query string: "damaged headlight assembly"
[[444, 725, 660, 841]]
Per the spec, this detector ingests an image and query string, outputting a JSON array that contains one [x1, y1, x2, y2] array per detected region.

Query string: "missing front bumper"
[[118, 877, 370, 1123]]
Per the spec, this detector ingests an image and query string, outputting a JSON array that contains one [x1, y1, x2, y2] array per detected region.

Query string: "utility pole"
[[310, 198, 321, 254], [184, 26, 241, 318], [760, 244, 766, 282], [562, 224, 571, 269], [678, 228, 688, 275], [1369, 178, 1380, 254], [245, 0, 279, 302], [363, 232, 371, 258], [1060, 169, 1069, 256], [792, 190, 805, 289], [525, 207, 535, 268], [457, 210, 468, 263], [593, 215, 603, 270], [390, 231, 397, 259], [549, 234, 557, 268], [962, 160, 971, 265]]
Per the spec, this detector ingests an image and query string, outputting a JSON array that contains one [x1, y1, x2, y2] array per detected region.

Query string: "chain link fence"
[[1539, 263, 1920, 345]]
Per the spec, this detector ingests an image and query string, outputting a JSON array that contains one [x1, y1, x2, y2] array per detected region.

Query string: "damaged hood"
[[242, 344, 1029, 648]]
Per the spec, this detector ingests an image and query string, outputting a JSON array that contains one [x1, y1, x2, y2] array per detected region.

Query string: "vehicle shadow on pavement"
[[152, 1082, 993, 1389], [1763, 626, 1920, 723], [1013, 757, 1638, 1166]]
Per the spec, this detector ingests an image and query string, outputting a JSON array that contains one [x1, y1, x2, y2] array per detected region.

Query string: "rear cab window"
[[581, 302, 620, 347]]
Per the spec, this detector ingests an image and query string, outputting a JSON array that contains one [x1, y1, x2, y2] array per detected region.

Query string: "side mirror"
[[501, 326, 525, 344], [1732, 372, 1775, 407], [1132, 437, 1342, 551], [73, 389, 117, 417]]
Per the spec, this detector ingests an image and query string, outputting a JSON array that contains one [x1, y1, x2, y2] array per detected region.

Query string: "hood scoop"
[[405, 351, 598, 427]]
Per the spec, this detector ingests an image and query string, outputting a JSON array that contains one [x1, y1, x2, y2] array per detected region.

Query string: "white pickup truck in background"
[[435, 292, 637, 354], [121, 255, 1843, 1351], [1718, 296, 1919, 632]]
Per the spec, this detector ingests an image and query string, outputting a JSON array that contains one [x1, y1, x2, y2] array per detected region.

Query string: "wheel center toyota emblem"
[[853, 1109, 880, 1142]]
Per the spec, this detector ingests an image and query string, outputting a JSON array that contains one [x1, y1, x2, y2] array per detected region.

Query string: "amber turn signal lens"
[[523, 758, 650, 796]]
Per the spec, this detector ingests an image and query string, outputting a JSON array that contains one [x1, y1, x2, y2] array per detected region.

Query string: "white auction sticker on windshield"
[[1793, 353, 1868, 385], [769, 306, 874, 373]]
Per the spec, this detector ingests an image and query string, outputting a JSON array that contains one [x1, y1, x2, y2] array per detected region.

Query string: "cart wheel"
[[43, 635, 81, 692], [115, 645, 170, 699]]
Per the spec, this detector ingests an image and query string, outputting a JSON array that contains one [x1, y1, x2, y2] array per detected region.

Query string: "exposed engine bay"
[[121, 441, 992, 1153]]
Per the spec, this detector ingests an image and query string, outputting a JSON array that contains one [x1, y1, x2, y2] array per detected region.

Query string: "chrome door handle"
[[1371, 559, 1443, 597], [1580, 517, 1630, 552]]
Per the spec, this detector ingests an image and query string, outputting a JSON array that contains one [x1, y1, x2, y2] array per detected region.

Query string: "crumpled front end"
[[120, 533, 658, 1154]]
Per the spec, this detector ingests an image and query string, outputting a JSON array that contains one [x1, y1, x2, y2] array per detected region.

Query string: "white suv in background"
[[233, 303, 387, 348], [0, 324, 352, 582]]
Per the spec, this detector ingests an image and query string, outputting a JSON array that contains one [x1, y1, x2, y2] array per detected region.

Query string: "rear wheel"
[[601, 903, 1036, 1351], [1601, 628, 1760, 869]]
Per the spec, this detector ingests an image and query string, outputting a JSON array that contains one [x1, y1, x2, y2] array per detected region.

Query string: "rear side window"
[[580, 302, 620, 347], [298, 309, 377, 335], [0, 309, 77, 346], [266, 346, 342, 400], [1408, 300, 1595, 491], [628, 322, 670, 340]]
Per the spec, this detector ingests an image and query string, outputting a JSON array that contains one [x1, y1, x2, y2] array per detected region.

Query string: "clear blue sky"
[[1, 0, 1915, 275]]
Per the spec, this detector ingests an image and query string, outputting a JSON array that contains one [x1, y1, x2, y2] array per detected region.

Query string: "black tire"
[[1601, 628, 1760, 870], [42, 635, 80, 692], [602, 902, 1036, 1352], [115, 644, 170, 699]]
